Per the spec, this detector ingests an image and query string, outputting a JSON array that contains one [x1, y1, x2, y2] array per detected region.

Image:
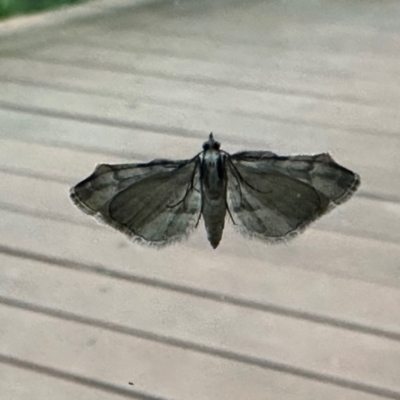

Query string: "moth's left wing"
[[70, 158, 201, 246], [226, 151, 359, 242]]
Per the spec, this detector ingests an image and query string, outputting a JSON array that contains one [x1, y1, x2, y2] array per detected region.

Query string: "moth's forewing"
[[71, 160, 191, 215], [70, 158, 202, 246], [230, 152, 360, 207], [227, 158, 331, 242]]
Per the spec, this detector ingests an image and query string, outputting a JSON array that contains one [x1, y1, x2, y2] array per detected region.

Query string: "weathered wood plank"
[[64, 0, 400, 48], [0, 103, 397, 202], [0, 362, 144, 400], [1, 54, 396, 115], [1, 200, 399, 303], [0, 56, 397, 120], [1, 0, 399, 398], [2, 53, 399, 139], [0, 304, 397, 400], [79, 27, 400, 65], [2, 253, 400, 392], [32, 42, 400, 89]]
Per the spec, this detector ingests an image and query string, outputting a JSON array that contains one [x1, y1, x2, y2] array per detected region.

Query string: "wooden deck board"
[[2, 54, 399, 110], [0, 105, 398, 201], [1, 57, 400, 138], [2, 255, 400, 392], [1, 305, 398, 400], [0, 363, 142, 400], [1, 0, 400, 399], [31, 43, 400, 102]]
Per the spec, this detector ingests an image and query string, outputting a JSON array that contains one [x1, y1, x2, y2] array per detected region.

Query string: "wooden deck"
[[1, 0, 400, 399]]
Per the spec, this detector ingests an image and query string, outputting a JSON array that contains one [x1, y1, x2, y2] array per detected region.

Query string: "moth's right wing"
[[226, 151, 360, 243], [230, 151, 360, 206], [70, 158, 202, 246]]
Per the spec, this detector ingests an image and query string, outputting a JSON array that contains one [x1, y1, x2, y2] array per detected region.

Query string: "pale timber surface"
[[0, 0, 400, 399]]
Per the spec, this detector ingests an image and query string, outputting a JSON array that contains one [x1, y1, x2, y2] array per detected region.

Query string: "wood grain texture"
[[1, 0, 400, 399]]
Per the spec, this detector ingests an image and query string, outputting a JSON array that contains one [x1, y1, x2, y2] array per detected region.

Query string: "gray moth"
[[70, 133, 360, 249]]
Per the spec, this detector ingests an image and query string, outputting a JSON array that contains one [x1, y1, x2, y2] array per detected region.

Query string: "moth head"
[[203, 132, 221, 151]]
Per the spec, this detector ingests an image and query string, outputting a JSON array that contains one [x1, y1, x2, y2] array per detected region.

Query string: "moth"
[[70, 133, 360, 249]]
